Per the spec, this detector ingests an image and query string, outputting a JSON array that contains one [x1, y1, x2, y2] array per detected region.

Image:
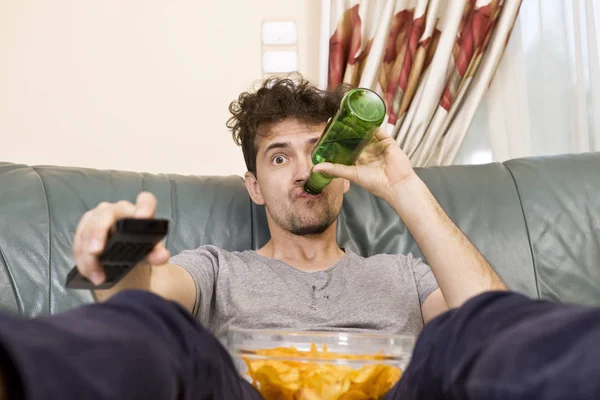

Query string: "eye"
[[272, 155, 287, 166]]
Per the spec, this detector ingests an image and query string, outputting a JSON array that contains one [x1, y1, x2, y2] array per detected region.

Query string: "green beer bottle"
[[304, 88, 386, 195]]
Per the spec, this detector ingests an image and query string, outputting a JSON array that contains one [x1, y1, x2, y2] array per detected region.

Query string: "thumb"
[[135, 191, 157, 218], [312, 162, 358, 183]]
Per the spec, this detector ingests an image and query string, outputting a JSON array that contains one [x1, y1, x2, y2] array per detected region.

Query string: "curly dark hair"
[[227, 75, 347, 175]]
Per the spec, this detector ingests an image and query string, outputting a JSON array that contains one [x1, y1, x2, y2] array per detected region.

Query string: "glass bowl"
[[227, 329, 415, 400]]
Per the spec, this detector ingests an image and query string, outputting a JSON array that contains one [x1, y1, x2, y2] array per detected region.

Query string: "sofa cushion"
[[505, 152, 600, 305], [0, 163, 50, 316]]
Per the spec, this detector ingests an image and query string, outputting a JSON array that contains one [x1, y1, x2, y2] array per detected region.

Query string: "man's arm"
[[421, 289, 449, 323], [388, 174, 506, 309], [311, 129, 506, 312], [94, 262, 196, 313], [72, 192, 196, 312]]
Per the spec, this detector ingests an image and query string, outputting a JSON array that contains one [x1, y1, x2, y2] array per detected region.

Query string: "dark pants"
[[0, 290, 599, 400], [385, 291, 600, 400]]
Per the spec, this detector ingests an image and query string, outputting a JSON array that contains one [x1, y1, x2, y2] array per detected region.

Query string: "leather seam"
[[32, 166, 53, 312], [504, 163, 541, 298], [0, 244, 23, 314], [167, 177, 176, 249]]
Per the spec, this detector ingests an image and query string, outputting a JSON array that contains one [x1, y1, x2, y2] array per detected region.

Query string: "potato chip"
[[338, 389, 371, 400], [371, 365, 402, 397]]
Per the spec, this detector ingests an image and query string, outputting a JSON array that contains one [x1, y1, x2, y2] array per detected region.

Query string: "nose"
[[294, 154, 313, 185]]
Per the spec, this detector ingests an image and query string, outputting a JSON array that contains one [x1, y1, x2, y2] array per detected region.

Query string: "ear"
[[244, 171, 265, 205], [343, 178, 350, 194]]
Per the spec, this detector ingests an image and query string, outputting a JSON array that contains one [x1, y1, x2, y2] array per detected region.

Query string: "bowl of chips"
[[227, 329, 415, 400]]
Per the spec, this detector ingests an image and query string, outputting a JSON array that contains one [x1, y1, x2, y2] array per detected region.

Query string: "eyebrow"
[[264, 141, 290, 155], [262, 137, 320, 157]]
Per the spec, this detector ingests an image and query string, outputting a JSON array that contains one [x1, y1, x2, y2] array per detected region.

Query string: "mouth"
[[295, 190, 322, 200]]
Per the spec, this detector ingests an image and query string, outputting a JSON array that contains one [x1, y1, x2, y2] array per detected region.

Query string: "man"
[[76, 76, 505, 342], [0, 76, 511, 399]]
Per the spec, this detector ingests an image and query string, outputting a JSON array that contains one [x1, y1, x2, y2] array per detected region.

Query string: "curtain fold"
[[464, 0, 600, 163]]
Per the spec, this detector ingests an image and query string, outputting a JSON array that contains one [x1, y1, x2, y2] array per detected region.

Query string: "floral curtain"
[[326, 0, 523, 166]]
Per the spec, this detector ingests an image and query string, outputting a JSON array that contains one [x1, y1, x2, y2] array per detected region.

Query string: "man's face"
[[245, 119, 350, 236]]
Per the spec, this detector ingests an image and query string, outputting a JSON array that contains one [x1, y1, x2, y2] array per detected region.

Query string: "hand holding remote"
[[70, 192, 170, 287]]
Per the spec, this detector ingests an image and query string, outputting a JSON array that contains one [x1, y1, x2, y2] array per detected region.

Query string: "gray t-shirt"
[[169, 245, 439, 344]]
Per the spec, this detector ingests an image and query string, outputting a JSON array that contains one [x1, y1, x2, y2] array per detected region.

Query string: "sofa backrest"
[[505, 153, 600, 303], [1, 152, 599, 316], [0, 163, 253, 315]]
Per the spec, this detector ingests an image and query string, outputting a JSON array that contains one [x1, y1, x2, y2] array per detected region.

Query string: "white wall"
[[0, 1, 320, 176]]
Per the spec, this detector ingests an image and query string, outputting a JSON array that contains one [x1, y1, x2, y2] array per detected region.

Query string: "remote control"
[[65, 218, 169, 290]]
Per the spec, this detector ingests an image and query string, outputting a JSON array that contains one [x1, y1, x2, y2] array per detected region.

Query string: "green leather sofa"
[[1, 152, 599, 317]]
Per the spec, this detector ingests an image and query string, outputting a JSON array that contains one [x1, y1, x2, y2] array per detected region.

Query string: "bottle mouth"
[[346, 89, 386, 123]]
